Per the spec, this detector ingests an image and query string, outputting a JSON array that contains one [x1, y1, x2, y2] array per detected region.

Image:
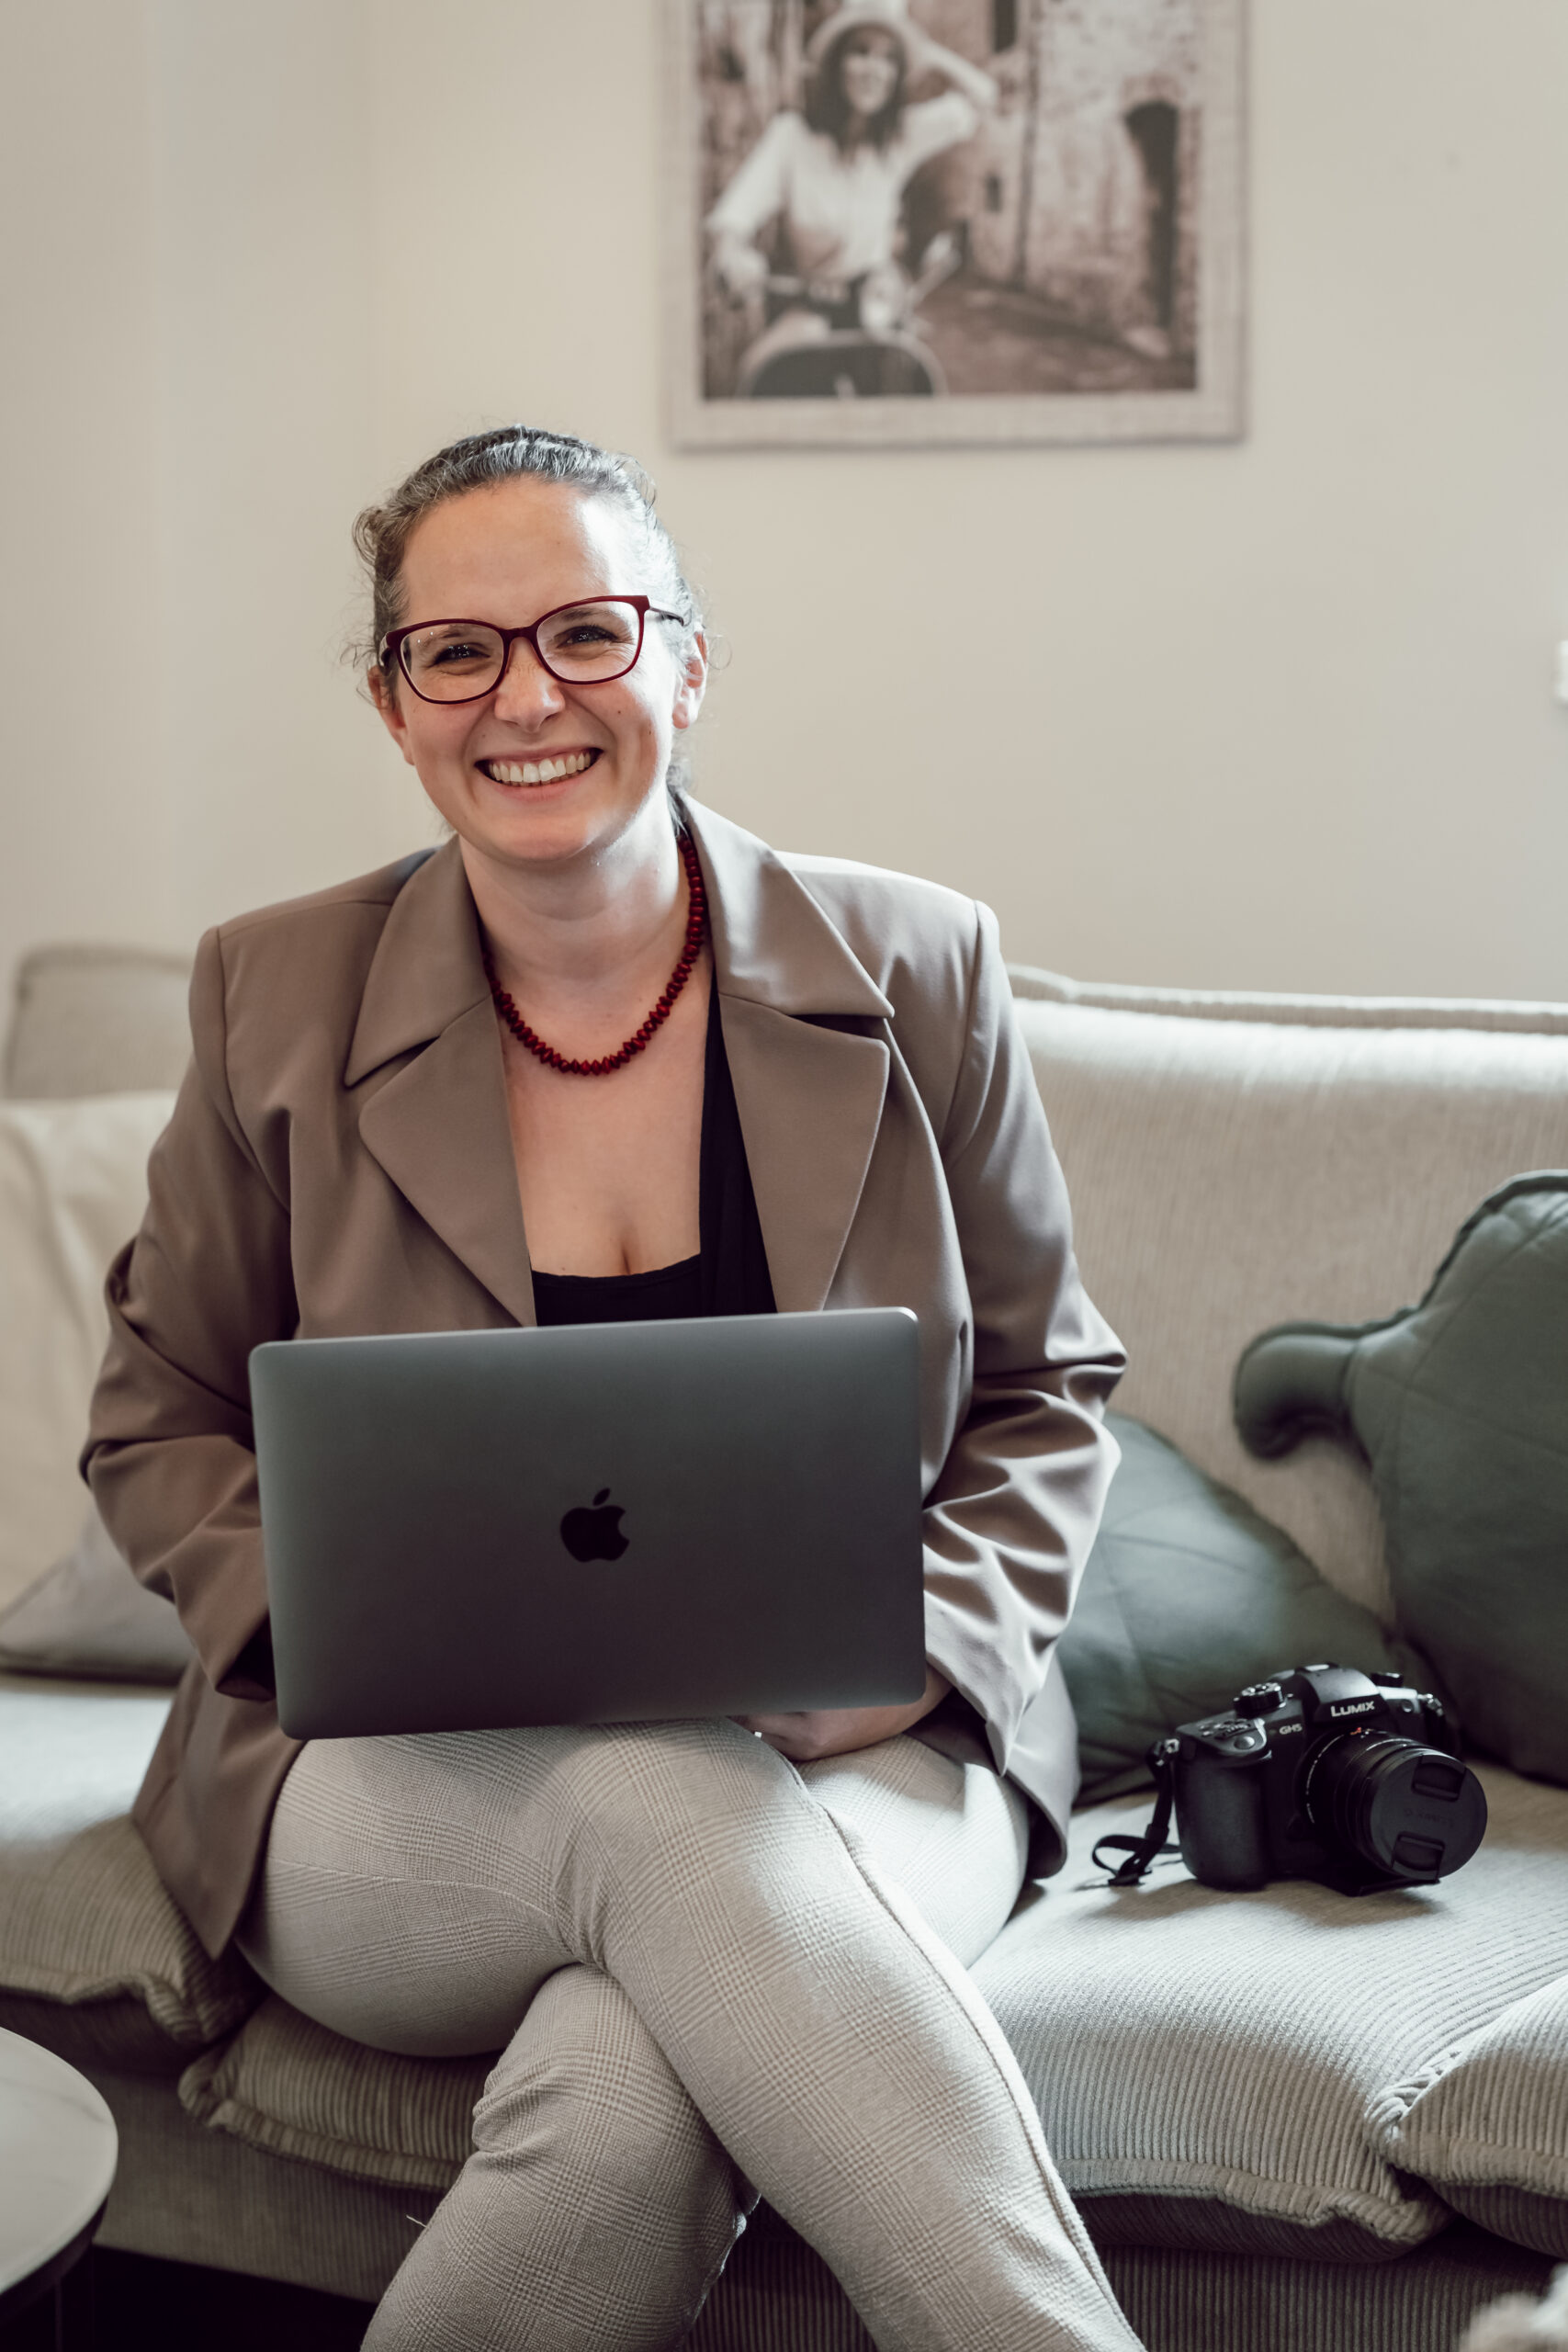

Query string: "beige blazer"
[[86, 802, 1123, 1959]]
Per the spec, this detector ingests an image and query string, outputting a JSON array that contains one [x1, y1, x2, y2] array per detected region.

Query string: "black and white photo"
[[665, 0, 1245, 447]]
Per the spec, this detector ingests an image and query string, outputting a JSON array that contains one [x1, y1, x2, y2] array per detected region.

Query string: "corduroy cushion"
[[0, 1678, 258, 2055], [1371, 1974, 1568, 2259], [174, 1768, 1568, 2273], [1059, 1414, 1427, 1801], [179, 1997, 489, 2190], [971, 1763, 1568, 2261]]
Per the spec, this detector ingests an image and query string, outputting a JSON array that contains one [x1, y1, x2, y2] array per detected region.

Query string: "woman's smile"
[[478, 748, 602, 788]]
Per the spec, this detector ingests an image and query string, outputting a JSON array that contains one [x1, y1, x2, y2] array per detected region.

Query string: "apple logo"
[[559, 1487, 628, 1563]]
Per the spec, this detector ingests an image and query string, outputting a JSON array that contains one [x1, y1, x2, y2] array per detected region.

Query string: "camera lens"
[[1305, 1735, 1487, 1882]]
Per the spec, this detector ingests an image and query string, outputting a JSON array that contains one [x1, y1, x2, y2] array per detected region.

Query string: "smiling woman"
[[84, 422, 1144, 2352]]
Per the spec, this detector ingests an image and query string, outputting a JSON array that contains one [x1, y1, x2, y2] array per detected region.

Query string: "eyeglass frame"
[[378, 594, 690, 705]]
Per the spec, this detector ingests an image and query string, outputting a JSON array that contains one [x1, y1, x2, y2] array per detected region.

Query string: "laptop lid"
[[251, 1307, 926, 1740]]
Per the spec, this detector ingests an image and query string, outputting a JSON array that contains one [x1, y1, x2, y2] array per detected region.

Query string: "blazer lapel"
[[718, 996, 888, 1311], [687, 805, 892, 1315], [346, 843, 535, 1327]]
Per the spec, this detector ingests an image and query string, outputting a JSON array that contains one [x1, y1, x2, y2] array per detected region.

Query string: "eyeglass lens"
[[400, 603, 644, 699]]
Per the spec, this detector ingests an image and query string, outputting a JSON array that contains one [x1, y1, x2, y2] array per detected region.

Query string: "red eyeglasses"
[[380, 596, 687, 704]]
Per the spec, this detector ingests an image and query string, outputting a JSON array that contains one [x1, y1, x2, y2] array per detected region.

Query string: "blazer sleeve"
[[919, 900, 1124, 1766], [84, 926, 296, 1702]]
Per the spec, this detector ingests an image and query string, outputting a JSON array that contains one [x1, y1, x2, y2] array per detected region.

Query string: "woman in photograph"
[[87, 421, 1145, 2352], [707, 0, 997, 333]]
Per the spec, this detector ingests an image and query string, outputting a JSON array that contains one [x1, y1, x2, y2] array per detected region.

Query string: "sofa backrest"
[[1010, 967, 1568, 1620], [3, 944, 193, 1101], [9, 939, 1568, 1624]]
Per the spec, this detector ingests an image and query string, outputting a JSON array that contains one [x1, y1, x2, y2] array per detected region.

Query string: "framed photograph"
[[663, 0, 1246, 449]]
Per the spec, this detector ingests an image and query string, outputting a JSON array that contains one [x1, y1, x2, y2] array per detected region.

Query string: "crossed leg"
[[240, 1716, 1143, 2352]]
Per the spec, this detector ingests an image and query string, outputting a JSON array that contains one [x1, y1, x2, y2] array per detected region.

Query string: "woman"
[[708, 0, 995, 322], [86, 424, 1144, 2352]]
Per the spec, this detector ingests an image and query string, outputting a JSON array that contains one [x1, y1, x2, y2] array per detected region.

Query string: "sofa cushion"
[[174, 1765, 1568, 2269], [0, 1090, 175, 1612], [179, 1996, 489, 2191], [971, 1762, 1568, 2261], [1371, 1974, 1568, 2259], [0, 1509, 193, 1683], [1011, 991, 1568, 1625], [0, 1984, 194, 2077], [3, 942, 193, 1102], [1235, 1173, 1568, 1787], [1059, 1415, 1427, 1801], [0, 1676, 258, 2050]]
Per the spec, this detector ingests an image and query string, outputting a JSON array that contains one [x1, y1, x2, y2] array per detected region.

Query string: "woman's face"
[[838, 28, 902, 119], [371, 477, 705, 877]]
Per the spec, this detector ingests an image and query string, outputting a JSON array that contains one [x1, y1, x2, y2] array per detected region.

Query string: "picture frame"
[[663, 0, 1247, 450]]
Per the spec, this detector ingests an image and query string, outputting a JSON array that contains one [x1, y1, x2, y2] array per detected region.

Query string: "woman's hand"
[[736, 1667, 951, 1763], [713, 235, 770, 300], [909, 36, 999, 114]]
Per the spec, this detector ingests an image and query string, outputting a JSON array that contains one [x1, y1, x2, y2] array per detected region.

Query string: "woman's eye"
[[427, 639, 491, 666]]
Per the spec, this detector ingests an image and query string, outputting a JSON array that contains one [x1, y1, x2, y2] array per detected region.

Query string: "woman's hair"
[[804, 28, 908, 154], [352, 425, 702, 676]]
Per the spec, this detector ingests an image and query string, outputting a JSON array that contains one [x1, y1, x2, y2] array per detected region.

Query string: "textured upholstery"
[[168, 1762, 1568, 2275], [93, 2067, 441, 2303], [3, 942, 192, 1100], [0, 1676, 256, 2050], [89, 2065, 1562, 2349], [971, 1767, 1568, 2261], [1013, 989, 1568, 1620], [1373, 1975, 1568, 2259], [1097, 2226, 1555, 2352], [179, 1998, 490, 2192], [1009, 966, 1568, 1037], [83, 2067, 1562, 2352]]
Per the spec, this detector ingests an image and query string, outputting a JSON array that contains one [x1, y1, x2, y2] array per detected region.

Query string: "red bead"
[[486, 830, 707, 1077]]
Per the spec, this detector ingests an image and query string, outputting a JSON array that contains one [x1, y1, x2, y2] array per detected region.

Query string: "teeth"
[[485, 751, 594, 787]]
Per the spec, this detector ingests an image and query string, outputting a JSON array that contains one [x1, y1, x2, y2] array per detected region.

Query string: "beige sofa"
[[3, 935, 1567, 2351]]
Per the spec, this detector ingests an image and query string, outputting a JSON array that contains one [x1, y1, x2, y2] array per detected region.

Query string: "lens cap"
[[1355, 1742, 1488, 1879]]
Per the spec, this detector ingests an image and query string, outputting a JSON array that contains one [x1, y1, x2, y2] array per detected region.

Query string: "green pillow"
[[1234, 1172, 1568, 1787], [1060, 1413, 1426, 1802]]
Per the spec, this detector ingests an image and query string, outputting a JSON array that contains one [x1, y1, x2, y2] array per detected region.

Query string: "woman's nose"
[[491, 639, 567, 724]]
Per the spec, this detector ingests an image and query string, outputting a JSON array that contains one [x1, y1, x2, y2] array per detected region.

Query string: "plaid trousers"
[[240, 1717, 1144, 2352]]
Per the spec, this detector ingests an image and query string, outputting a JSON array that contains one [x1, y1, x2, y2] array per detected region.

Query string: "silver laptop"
[[250, 1308, 926, 1741]]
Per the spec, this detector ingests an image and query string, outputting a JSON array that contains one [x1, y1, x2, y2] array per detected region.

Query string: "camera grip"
[[1177, 1751, 1271, 1890]]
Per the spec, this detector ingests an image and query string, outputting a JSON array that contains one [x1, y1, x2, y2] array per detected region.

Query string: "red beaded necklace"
[[482, 830, 708, 1078]]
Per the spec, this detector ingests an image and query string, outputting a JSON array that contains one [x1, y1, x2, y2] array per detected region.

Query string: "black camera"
[[1168, 1664, 1488, 1895]]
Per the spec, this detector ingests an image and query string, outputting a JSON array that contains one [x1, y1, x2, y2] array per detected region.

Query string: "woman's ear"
[[671, 629, 709, 735], [368, 664, 417, 766]]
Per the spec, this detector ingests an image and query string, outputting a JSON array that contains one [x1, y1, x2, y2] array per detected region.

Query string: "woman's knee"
[[800, 1733, 1031, 1965]]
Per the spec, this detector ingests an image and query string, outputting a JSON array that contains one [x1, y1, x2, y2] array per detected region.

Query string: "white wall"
[[4, 0, 1566, 1008]]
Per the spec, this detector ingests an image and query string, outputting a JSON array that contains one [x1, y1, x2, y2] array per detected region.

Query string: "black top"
[[530, 986, 776, 1329]]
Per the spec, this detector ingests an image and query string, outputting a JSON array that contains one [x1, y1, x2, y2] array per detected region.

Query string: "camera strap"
[[1090, 1736, 1182, 1887]]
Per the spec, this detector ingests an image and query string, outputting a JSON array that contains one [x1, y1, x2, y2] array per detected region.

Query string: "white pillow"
[[0, 1507, 192, 1681], [0, 1091, 176, 1611]]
